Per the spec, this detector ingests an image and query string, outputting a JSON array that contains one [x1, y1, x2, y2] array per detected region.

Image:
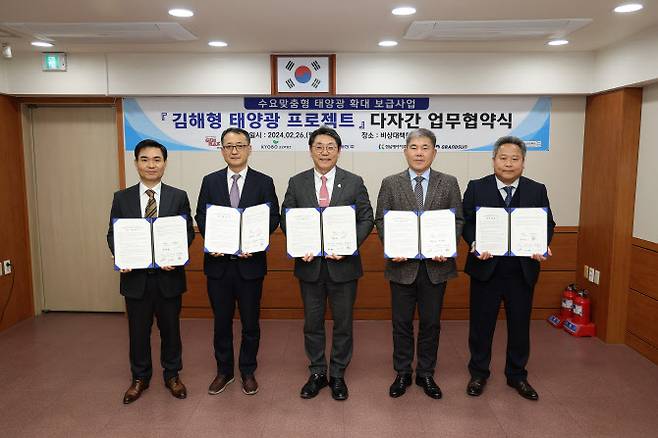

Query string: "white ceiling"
[[0, 0, 657, 53]]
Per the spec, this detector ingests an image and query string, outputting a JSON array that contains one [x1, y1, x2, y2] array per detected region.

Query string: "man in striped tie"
[[280, 126, 374, 401], [107, 139, 195, 404], [374, 128, 464, 399]]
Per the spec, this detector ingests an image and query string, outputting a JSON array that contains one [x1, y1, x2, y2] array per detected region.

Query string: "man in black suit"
[[195, 127, 279, 396], [280, 126, 374, 401], [107, 139, 195, 404], [462, 135, 555, 401]]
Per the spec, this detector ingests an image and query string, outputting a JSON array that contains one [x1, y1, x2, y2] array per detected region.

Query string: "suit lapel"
[[217, 167, 231, 206], [487, 174, 505, 208], [424, 169, 442, 209], [329, 167, 345, 207], [303, 169, 319, 208], [128, 184, 142, 218], [238, 167, 255, 208], [516, 176, 527, 207], [398, 170, 418, 210], [159, 183, 175, 216]]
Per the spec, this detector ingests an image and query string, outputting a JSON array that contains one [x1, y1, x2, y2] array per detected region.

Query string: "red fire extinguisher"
[[561, 284, 577, 320], [572, 289, 591, 325]]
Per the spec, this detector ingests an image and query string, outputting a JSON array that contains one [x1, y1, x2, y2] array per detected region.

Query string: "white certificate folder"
[[203, 203, 271, 255], [383, 209, 457, 259], [475, 207, 548, 257], [112, 215, 190, 270], [285, 206, 358, 258]]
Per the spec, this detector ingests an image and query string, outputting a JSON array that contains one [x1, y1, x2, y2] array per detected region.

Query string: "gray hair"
[[406, 128, 436, 147], [493, 136, 526, 159]]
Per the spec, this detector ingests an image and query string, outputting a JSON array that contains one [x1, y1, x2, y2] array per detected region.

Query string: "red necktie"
[[319, 175, 329, 207]]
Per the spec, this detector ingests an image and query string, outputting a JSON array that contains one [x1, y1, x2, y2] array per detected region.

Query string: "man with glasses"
[[375, 128, 463, 399], [195, 127, 280, 396], [280, 126, 374, 401]]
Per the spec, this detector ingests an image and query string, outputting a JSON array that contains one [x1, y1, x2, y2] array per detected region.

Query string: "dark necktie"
[[504, 186, 514, 207], [230, 174, 241, 208], [414, 175, 424, 210], [145, 189, 157, 218]]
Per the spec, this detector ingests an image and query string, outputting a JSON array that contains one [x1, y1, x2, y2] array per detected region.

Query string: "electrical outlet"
[[588, 267, 595, 282], [584, 265, 589, 279], [593, 270, 600, 285], [2, 260, 11, 275]]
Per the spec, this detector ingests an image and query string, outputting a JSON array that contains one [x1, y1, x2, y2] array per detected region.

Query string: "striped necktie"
[[414, 175, 424, 210], [504, 186, 514, 207], [145, 189, 158, 218]]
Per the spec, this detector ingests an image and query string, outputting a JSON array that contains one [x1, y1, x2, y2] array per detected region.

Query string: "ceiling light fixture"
[[208, 41, 228, 47], [392, 7, 416, 16], [378, 40, 398, 47], [547, 39, 569, 46], [31, 41, 54, 47], [168, 8, 194, 17], [614, 3, 644, 13]]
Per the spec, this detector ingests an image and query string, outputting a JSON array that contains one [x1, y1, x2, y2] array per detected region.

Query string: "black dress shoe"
[[329, 377, 348, 401], [415, 375, 442, 399], [300, 373, 328, 399], [466, 377, 487, 397], [507, 379, 539, 401], [389, 374, 412, 398]]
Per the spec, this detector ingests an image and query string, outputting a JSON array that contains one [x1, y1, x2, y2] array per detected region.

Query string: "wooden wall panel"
[[0, 95, 34, 332], [577, 88, 642, 343], [626, 239, 658, 365], [181, 228, 577, 320]]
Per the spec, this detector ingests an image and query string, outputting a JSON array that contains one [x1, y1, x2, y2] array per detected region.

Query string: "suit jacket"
[[106, 183, 195, 299], [280, 167, 374, 283], [375, 169, 464, 285], [195, 167, 280, 280], [462, 174, 556, 286]]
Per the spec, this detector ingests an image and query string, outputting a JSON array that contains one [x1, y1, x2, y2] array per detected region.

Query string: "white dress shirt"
[[139, 181, 162, 217], [227, 167, 249, 197], [495, 176, 519, 202], [314, 166, 337, 204]]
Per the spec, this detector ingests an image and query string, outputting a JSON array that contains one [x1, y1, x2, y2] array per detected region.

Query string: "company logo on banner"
[[123, 96, 550, 152]]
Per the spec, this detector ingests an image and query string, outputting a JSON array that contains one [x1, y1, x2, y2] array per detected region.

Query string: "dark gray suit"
[[281, 167, 374, 377], [375, 169, 464, 377]]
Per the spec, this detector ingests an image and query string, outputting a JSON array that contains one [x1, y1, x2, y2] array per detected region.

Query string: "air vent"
[[404, 19, 592, 41], [0, 22, 197, 43]]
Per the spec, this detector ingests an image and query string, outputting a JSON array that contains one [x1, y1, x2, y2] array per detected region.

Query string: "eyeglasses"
[[312, 143, 339, 153], [221, 143, 249, 151], [406, 145, 434, 152]]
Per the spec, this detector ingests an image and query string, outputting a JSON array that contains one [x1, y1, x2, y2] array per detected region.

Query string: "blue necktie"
[[504, 186, 514, 207]]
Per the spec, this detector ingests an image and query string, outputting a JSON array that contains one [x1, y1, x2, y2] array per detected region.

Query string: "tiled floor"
[[1, 313, 657, 437]]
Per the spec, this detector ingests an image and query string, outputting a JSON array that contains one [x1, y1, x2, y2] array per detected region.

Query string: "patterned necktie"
[[145, 189, 158, 218], [230, 174, 241, 208], [319, 175, 330, 207], [414, 175, 424, 210], [504, 186, 514, 207]]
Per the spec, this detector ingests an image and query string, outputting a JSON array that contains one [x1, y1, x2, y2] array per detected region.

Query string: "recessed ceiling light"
[[31, 41, 53, 47], [208, 41, 228, 47], [547, 39, 569, 46], [614, 3, 644, 13], [168, 8, 194, 17], [378, 40, 398, 47], [392, 6, 416, 16]]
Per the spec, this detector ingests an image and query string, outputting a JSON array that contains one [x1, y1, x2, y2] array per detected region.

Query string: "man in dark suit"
[[375, 128, 464, 399], [195, 127, 279, 396], [462, 135, 555, 401], [280, 126, 374, 401], [107, 139, 195, 404]]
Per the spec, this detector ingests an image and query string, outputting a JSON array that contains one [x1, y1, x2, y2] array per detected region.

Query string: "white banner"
[[123, 96, 550, 152]]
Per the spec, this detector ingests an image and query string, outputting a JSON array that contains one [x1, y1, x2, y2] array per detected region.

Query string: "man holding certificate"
[[195, 128, 280, 396], [107, 139, 195, 404], [280, 126, 374, 401], [462, 136, 555, 401], [375, 128, 464, 399]]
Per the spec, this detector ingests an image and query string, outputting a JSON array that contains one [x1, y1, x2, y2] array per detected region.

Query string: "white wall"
[[338, 52, 595, 95], [595, 25, 658, 93], [634, 82, 658, 243], [0, 60, 8, 94]]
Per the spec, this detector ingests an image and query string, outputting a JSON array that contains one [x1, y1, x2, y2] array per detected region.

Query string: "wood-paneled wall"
[[181, 227, 577, 320], [626, 238, 658, 365], [0, 95, 34, 332], [576, 88, 642, 343]]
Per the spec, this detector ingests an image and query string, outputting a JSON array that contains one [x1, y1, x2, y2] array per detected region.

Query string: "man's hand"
[[325, 254, 345, 261], [238, 252, 253, 259], [471, 241, 492, 260], [301, 252, 315, 262], [161, 266, 176, 271], [391, 257, 407, 262], [210, 252, 224, 257], [431, 256, 448, 262], [531, 246, 552, 262]]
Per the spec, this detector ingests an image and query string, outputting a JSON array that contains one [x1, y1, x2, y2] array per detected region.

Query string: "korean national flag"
[[276, 56, 330, 93]]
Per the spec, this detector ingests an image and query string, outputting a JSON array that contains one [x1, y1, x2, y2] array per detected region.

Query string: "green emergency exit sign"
[[42, 53, 67, 71]]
